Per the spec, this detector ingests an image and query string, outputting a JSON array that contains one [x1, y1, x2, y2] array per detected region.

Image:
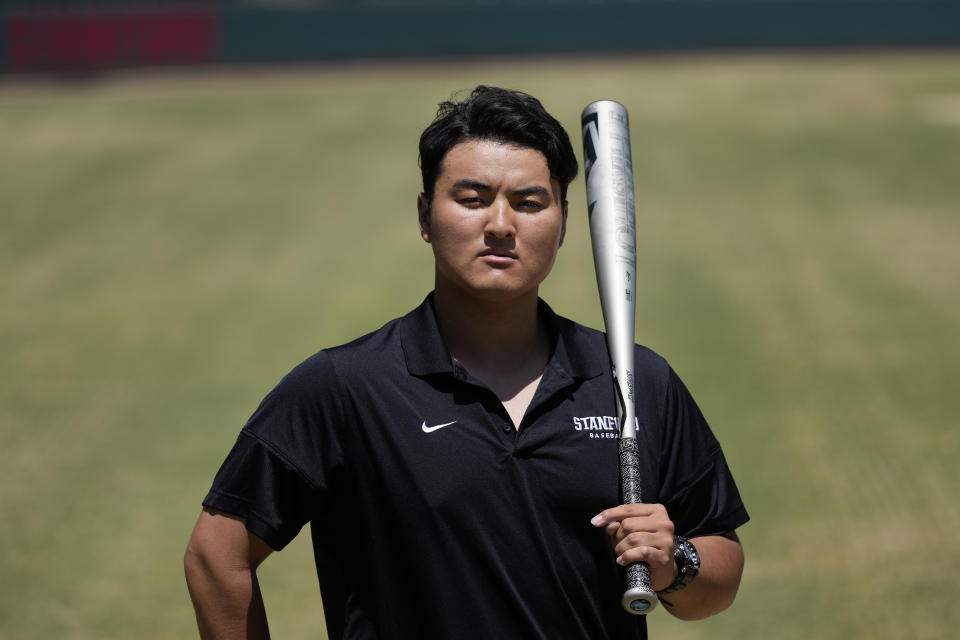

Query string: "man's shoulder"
[[325, 315, 406, 356], [264, 315, 407, 408], [549, 309, 670, 380], [635, 342, 670, 378]]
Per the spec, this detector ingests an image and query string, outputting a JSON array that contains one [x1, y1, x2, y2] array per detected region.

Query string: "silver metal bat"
[[582, 99, 658, 615]]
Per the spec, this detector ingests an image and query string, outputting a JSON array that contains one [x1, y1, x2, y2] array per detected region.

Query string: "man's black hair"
[[418, 86, 579, 205]]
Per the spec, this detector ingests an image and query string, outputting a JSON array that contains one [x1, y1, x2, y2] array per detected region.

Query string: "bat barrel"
[[581, 100, 637, 440]]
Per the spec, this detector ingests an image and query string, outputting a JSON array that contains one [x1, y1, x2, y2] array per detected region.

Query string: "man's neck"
[[433, 284, 543, 369], [433, 281, 551, 426]]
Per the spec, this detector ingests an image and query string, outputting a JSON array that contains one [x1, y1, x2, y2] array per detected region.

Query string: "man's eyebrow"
[[451, 179, 491, 191], [514, 185, 551, 198], [449, 180, 551, 198]]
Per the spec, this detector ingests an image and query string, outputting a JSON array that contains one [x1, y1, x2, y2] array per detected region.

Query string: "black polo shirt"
[[203, 294, 748, 640]]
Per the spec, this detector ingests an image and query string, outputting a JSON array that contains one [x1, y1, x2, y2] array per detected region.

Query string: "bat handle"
[[619, 437, 659, 615], [623, 563, 657, 614]]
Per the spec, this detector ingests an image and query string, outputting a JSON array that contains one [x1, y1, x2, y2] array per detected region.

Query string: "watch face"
[[659, 537, 700, 595], [677, 538, 700, 579]]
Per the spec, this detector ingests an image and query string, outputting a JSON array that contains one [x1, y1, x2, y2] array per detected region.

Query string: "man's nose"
[[484, 198, 516, 240]]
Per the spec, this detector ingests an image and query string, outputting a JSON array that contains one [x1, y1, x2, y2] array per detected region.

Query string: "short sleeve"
[[202, 351, 346, 550], [658, 367, 749, 538]]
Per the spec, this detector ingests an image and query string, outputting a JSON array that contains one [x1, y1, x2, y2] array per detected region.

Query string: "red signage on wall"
[[5, 7, 218, 72]]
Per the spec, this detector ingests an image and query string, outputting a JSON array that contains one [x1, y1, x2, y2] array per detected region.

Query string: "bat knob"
[[622, 587, 658, 615]]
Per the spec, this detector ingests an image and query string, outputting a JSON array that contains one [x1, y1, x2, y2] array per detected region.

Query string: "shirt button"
[[502, 422, 512, 432]]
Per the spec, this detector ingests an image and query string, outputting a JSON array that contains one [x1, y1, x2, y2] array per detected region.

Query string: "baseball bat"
[[581, 100, 658, 615]]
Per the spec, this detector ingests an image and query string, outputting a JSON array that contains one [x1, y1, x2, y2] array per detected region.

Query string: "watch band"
[[656, 535, 700, 596]]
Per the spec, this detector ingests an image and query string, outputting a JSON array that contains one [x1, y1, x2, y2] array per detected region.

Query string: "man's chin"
[[435, 269, 548, 305], [440, 282, 529, 304], [466, 282, 541, 305]]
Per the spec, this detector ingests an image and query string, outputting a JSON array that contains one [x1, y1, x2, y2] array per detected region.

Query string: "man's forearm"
[[660, 533, 744, 621], [184, 546, 270, 639]]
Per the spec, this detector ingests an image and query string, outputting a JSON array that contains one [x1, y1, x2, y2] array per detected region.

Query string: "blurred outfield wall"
[[2, 0, 960, 73]]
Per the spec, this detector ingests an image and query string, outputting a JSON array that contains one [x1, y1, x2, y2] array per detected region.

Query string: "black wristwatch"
[[657, 535, 700, 595]]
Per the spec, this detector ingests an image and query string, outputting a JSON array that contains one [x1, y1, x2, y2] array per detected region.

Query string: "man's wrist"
[[656, 535, 700, 596]]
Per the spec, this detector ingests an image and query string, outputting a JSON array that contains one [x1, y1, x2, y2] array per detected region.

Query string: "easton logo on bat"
[[582, 111, 599, 220], [582, 111, 599, 182], [581, 111, 636, 253]]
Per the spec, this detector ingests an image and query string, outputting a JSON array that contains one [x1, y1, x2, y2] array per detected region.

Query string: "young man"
[[185, 86, 749, 639]]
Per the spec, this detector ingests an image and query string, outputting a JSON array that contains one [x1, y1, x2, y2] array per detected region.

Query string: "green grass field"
[[2, 51, 959, 639]]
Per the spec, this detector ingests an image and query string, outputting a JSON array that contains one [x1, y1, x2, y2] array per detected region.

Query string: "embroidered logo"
[[572, 415, 621, 439], [422, 420, 457, 434]]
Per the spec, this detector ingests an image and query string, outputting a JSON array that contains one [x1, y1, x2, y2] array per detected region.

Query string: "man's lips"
[[479, 248, 518, 263]]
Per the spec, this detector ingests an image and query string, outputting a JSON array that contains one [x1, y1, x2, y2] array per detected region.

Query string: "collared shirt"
[[204, 294, 749, 640]]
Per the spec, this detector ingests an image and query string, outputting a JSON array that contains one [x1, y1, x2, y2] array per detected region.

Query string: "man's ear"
[[559, 201, 568, 248], [417, 192, 431, 243]]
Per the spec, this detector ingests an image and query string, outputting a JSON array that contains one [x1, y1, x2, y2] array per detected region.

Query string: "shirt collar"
[[400, 293, 604, 381], [399, 293, 455, 377]]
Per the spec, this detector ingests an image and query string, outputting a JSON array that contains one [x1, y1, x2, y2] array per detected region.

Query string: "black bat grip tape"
[[619, 437, 658, 614]]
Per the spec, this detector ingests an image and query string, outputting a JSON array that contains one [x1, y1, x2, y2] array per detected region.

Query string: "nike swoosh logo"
[[422, 420, 457, 433]]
